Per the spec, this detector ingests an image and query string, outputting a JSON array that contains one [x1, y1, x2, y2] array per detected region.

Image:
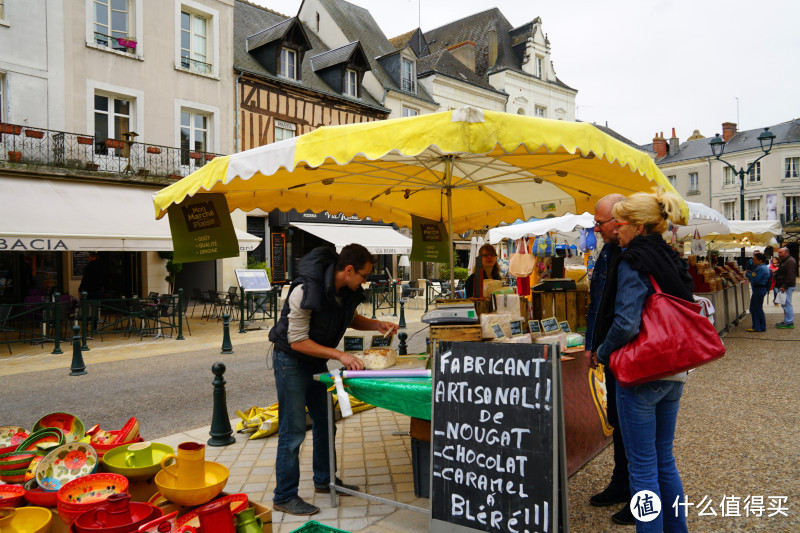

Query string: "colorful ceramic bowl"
[[72, 501, 162, 533], [34, 412, 86, 444], [25, 454, 45, 483], [0, 450, 36, 472], [0, 467, 28, 484], [0, 484, 25, 508], [0, 506, 53, 533], [154, 461, 229, 506], [91, 432, 144, 459], [16, 427, 65, 452], [36, 442, 99, 492], [175, 493, 248, 529], [0, 426, 30, 450], [112, 417, 140, 445], [57, 473, 129, 509], [23, 478, 59, 508], [101, 442, 175, 481]]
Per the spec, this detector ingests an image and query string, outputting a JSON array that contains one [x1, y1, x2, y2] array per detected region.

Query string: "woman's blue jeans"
[[750, 287, 767, 331], [616, 380, 688, 533], [272, 350, 334, 503]]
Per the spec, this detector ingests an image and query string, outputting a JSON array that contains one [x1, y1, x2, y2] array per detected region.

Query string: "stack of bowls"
[[0, 426, 29, 455], [0, 485, 25, 508], [56, 473, 129, 525], [23, 478, 59, 508], [0, 450, 36, 484], [15, 427, 65, 453], [70, 493, 162, 533], [33, 412, 86, 443], [154, 461, 229, 506]]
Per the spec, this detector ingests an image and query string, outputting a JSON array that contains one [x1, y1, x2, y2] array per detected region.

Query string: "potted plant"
[[204, 154, 215, 161], [24, 128, 45, 139], [8, 151, 22, 163], [0, 123, 22, 135], [146, 146, 161, 154], [189, 151, 201, 160], [77, 136, 94, 145], [105, 139, 124, 149], [168, 174, 182, 180]]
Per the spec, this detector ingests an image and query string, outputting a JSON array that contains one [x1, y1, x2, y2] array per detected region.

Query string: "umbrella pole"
[[445, 158, 456, 297]]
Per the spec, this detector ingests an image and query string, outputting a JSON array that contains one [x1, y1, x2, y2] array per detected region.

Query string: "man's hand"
[[377, 321, 399, 336], [584, 349, 598, 369], [338, 352, 364, 371]]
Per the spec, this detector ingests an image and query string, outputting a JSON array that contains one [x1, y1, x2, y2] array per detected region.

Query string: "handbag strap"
[[648, 274, 663, 294]]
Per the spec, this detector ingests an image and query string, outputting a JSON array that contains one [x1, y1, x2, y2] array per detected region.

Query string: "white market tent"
[[486, 212, 595, 244], [705, 219, 783, 248], [673, 202, 731, 240]]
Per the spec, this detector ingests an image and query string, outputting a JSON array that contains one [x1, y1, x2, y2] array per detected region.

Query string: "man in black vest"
[[269, 244, 398, 516]]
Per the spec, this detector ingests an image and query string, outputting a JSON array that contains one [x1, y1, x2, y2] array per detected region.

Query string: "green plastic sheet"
[[320, 375, 432, 420]]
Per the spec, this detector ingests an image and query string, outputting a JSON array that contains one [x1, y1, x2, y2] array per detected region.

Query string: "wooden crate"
[[428, 324, 483, 357], [530, 290, 588, 331]]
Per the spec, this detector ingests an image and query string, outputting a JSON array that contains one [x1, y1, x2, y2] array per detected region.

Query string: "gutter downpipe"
[[235, 70, 243, 153]]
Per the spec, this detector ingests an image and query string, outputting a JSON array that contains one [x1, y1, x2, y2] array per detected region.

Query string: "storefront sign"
[[410, 215, 449, 263], [167, 194, 239, 263], [0, 238, 68, 251], [431, 342, 565, 533]]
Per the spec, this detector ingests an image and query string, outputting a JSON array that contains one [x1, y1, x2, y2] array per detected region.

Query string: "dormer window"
[[344, 69, 358, 97], [534, 56, 543, 78], [401, 58, 416, 92], [309, 42, 370, 99], [280, 48, 297, 79]]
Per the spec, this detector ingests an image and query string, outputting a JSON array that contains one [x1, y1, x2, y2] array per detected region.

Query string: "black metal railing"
[[93, 31, 137, 54], [0, 122, 221, 180], [180, 56, 213, 75], [237, 288, 280, 333], [369, 280, 397, 319], [780, 213, 800, 226]]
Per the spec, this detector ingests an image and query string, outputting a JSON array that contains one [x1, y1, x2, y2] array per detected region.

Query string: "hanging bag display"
[[691, 228, 706, 255], [533, 233, 553, 258], [610, 274, 726, 388], [508, 237, 536, 278]]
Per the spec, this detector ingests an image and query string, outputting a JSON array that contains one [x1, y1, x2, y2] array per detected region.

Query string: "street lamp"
[[709, 127, 776, 221]]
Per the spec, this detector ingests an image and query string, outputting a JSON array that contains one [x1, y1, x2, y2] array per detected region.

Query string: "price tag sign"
[[559, 321, 571, 333], [541, 317, 560, 333], [370, 335, 393, 348], [509, 319, 523, 336], [491, 323, 505, 339], [343, 336, 364, 353], [528, 320, 541, 334]]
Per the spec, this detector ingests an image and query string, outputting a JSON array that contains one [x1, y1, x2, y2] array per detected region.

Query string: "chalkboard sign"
[[541, 316, 560, 333], [370, 335, 393, 348], [509, 319, 523, 336], [72, 251, 91, 280], [431, 342, 562, 533], [491, 323, 505, 339], [559, 321, 571, 333], [271, 233, 286, 283], [528, 320, 541, 335], [235, 269, 271, 292], [343, 336, 364, 352]]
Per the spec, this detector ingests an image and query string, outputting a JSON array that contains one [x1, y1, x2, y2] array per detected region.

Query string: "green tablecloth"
[[319, 375, 432, 420]]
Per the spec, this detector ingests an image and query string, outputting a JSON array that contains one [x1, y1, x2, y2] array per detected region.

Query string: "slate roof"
[[582, 122, 642, 150], [246, 18, 294, 51], [310, 42, 359, 72], [658, 119, 800, 165], [417, 50, 503, 94], [316, 0, 437, 104], [233, 0, 388, 113]]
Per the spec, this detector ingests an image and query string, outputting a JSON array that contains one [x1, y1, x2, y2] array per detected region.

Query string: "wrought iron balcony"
[[0, 122, 222, 181], [180, 56, 213, 75], [780, 213, 800, 227]]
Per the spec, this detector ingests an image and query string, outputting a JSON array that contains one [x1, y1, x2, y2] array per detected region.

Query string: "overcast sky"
[[256, 0, 800, 145]]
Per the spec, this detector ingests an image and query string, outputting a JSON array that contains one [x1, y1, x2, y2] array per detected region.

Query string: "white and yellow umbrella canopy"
[[154, 107, 684, 232]]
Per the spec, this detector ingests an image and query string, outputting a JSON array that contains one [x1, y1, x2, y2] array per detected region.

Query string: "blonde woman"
[[593, 190, 693, 532]]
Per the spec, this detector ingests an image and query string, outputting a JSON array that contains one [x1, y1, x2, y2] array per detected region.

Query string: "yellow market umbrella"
[[155, 107, 683, 289]]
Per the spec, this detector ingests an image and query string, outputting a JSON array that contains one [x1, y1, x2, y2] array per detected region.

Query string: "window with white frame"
[[534, 106, 546, 118], [94, 0, 131, 51], [534, 56, 543, 78], [180, 10, 210, 74], [280, 48, 297, 79], [746, 198, 760, 220], [402, 106, 419, 118], [785, 157, 799, 179], [786, 196, 800, 222], [747, 160, 761, 182], [344, 69, 358, 97], [94, 93, 132, 154], [275, 120, 296, 142], [180, 109, 209, 165], [0, 0, 5, 20], [688, 172, 699, 192], [723, 166, 736, 186], [667, 175, 676, 188], [0, 74, 4, 123], [721, 201, 735, 221], [401, 58, 415, 92]]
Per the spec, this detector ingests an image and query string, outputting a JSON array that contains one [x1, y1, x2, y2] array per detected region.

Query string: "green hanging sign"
[[410, 214, 449, 263], [167, 193, 239, 263]]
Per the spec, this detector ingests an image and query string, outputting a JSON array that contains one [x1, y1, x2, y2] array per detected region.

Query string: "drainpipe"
[[707, 156, 713, 207], [235, 70, 243, 152]]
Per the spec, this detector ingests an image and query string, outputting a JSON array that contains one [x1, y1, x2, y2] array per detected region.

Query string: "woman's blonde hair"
[[612, 189, 684, 234]]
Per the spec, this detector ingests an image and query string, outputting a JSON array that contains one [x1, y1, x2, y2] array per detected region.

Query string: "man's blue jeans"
[[781, 287, 794, 324], [272, 350, 334, 503], [616, 380, 688, 533], [750, 287, 767, 331]]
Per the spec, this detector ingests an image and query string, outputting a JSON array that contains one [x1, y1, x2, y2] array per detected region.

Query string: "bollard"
[[52, 292, 63, 355], [208, 362, 236, 446], [221, 313, 233, 354], [392, 280, 398, 317], [398, 300, 407, 329], [176, 289, 185, 340], [398, 331, 408, 355], [69, 324, 87, 376]]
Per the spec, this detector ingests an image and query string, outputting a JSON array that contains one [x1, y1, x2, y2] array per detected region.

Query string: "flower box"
[[168, 174, 183, 180], [117, 38, 137, 50], [146, 146, 161, 154], [77, 136, 94, 145], [204, 154, 215, 161], [105, 139, 125, 149], [8, 151, 22, 163], [24, 128, 45, 139], [85, 163, 99, 171], [0, 124, 22, 135], [189, 151, 201, 160]]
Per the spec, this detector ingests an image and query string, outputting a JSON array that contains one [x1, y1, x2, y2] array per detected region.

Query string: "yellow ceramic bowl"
[[0, 506, 53, 533], [101, 442, 175, 481], [154, 461, 229, 506]]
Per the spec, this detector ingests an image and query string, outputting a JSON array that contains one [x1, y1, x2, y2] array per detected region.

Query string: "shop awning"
[[290, 222, 412, 254], [0, 177, 262, 252]]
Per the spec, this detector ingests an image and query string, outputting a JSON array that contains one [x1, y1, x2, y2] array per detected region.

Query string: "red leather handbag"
[[610, 275, 726, 387]]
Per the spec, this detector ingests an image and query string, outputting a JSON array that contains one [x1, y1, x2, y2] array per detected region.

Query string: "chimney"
[[488, 29, 498, 68], [653, 132, 667, 158], [668, 127, 679, 154], [722, 122, 737, 142], [448, 41, 476, 72]]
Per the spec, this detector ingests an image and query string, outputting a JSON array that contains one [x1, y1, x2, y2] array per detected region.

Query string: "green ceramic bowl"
[[0, 466, 28, 484], [101, 442, 175, 481], [15, 428, 65, 453], [33, 412, 86, 443]]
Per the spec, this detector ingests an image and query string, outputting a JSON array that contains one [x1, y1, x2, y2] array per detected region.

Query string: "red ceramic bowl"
[[0, 484, 25, 508], [0, 467, 27, 484], [57, 473, 129, 510], [0, 451, 36, 472], [23, 478, 59, 508], [72, 502, 162, 533], [91, 432, 144, 459]]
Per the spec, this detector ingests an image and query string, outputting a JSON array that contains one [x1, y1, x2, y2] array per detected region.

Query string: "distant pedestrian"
[[768, 257, 780, 304], [746, 253, 770, 332], [774, 247, 797, 329], [78, 252, 105, 299]]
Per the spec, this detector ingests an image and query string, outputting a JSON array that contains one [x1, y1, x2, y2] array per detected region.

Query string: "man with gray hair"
[[774, 247, 797, 329], [584, 193, 634, 526]]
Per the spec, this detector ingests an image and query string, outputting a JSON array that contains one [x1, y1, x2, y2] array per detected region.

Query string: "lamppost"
[[709, 127, 776, 264]]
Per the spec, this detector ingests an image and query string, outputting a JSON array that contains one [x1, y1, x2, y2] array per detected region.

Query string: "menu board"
[[431, 342, 564, 533], [72, 251, 91, 280], [235, 269, 271, 292], [370, 335, 393, 348], [343, 336, 364, 352], [271, 233, 286, 283]]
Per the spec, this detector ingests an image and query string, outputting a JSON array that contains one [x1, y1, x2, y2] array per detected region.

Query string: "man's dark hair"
[[754, 253, 766, 263], [336, 243, 376, 272]]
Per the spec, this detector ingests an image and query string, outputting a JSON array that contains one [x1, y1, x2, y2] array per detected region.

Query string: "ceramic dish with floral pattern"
[[35, 442, 98, 492], [0, 426, 29, 453], [33, 412, 86, 443], [56, 473, 128, 507]]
